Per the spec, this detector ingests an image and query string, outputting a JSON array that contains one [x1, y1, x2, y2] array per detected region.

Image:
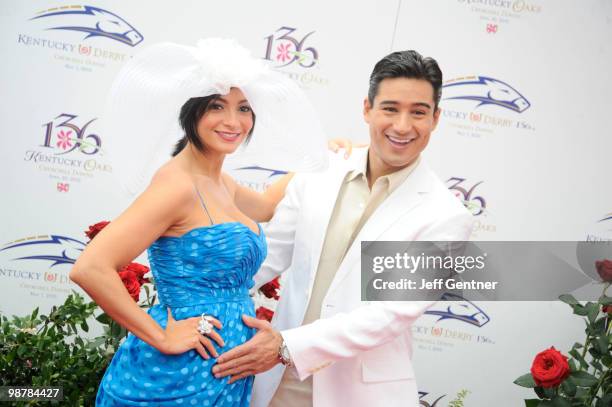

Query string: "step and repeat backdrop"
[[1, 1, 611, 405]]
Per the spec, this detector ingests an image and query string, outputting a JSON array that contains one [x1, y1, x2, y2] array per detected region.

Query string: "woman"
[[70, 39, 347, 406]]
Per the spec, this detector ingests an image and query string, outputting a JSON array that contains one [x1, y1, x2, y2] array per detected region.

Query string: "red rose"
[[596, 259, 612, 283], [603, 305, 612, 314], [121, 262, 150, 285], [530, 347, 570, 388], [118, 268, 141, 301], [256, 306, 274, 322], [260, 277, 280, 300], [85, 221, 110, 241]]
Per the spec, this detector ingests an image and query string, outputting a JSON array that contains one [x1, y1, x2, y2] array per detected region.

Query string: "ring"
[[198, 314, 213, 335]]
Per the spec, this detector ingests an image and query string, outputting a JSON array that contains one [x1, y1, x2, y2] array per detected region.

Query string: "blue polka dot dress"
[[96, 220, 267, 406]]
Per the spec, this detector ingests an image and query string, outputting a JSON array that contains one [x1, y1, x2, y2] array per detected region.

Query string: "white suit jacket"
[[251, 148, 473, 407]]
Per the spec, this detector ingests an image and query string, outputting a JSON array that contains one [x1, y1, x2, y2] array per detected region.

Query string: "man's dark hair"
[[172, 95, 256, 156], [367, 50, 443, 110]]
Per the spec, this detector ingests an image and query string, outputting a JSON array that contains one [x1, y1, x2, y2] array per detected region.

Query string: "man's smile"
[[385, 134, 417, 148]]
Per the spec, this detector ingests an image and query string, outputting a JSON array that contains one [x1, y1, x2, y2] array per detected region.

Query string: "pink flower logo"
[[486, 23, 498, 34], [56, 130, 73, 150], [276, 43, 293, 63], [57, 182, 69, 192]]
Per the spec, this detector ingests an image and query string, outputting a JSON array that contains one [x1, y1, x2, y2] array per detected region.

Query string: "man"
[[213, 50, 474, 406]]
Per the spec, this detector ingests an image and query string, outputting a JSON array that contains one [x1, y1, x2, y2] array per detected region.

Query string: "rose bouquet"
[[514, 260, 612, 406], [255, 276, 281, 322]]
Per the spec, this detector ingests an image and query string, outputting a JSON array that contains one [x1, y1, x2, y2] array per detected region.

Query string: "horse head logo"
[[443, 75, 531, 113], [31, 5, 143, 47], [599, 213, 612, 223], [234, 166, 288, 179], [418, 392, 446, 407], [425, 293, 491, 327], [1, 235, 86, 267]]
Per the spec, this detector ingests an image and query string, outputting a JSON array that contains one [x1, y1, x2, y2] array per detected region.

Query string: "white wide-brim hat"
[[104, 38, 328, 196]]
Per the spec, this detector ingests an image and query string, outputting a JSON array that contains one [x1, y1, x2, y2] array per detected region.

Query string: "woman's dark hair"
[[172, 95, 256, 156]]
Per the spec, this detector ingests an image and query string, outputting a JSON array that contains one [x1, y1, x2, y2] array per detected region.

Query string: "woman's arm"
[[225, 173, 295, 223], [226, 138, 358, 222], [70, 170, 223, 358]]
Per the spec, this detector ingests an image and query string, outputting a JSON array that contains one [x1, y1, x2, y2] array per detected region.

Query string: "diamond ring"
[[197, 314, 213, 335]]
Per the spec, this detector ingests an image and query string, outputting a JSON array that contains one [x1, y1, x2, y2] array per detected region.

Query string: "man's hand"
[[213, 315, 282, 384]]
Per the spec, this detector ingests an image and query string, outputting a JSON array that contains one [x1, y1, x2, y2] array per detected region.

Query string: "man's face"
[[364, 77, 440, 172]]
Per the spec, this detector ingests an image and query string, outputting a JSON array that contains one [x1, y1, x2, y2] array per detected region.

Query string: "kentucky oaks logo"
[[23, 113, 112, 189], [41, 113, 102, 156], [446, 177, 487, 216], [440, 75, 535, 138], [263, 26, 318, 68], [446, 177, 496, 237], [31, 5, 143, 46], [263, 26, 329, 88], [456, 0, 542, 31]]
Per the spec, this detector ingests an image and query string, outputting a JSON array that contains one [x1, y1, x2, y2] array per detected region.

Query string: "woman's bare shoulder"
[[147, 162, 195, 205]]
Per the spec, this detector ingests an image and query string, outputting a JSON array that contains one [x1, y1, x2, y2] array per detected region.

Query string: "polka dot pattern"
[[96, 223, 266, 406]]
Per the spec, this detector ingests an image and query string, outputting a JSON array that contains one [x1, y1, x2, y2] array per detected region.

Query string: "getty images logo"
[[442, 75, 531, 113], [31, 5, 143, 47]]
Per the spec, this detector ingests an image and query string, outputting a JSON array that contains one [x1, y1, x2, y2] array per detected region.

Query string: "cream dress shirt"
[[268, 151, 419, 407]]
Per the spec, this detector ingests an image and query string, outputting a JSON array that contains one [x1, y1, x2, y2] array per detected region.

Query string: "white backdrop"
[[1, 1, 611, 405]]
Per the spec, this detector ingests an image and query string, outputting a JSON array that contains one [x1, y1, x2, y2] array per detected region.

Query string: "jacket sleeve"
[[253, 173, 307, 290], [281, 211, 474, 380]]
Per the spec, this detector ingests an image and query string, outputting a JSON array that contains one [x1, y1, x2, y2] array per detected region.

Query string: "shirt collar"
[[346, 148, 370, 183], [346, 148, 421, 194]]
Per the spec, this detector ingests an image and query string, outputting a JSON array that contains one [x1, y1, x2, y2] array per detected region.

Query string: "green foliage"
[[447, 389, 470, 407], [515, 373, 537, 388], [0, 292, 130, 406], [514, 283, 612, 406]]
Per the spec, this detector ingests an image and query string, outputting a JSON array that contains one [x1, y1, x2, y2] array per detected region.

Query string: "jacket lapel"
[[306, 151, 364, 283], [326, 160, 434, 295]]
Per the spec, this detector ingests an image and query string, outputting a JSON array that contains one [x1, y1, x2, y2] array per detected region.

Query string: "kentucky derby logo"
[[31, 5, 143, 47], [234, 166, 288, 178], [230, 166, 288, 192], [1, 235, 86, 268], [443, 76, 531, 113], [263, 26, 319, 68], [586, 213, 612, 242], [41, 113, 102, 156], [599, 213, 612, 223], [446, 177, 487, 216], [425, 293, 491, 327], [419, 392, 445, 407]]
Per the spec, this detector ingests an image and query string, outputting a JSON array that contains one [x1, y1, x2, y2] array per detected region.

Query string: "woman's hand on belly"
[[159, 308, 225, 359]]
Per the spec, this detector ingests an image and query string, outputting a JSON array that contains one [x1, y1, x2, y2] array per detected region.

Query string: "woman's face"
[[196, 87, 254, 155]]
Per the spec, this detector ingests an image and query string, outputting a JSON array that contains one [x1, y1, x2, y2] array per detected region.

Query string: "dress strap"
[[193, 185, 214, 225]]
